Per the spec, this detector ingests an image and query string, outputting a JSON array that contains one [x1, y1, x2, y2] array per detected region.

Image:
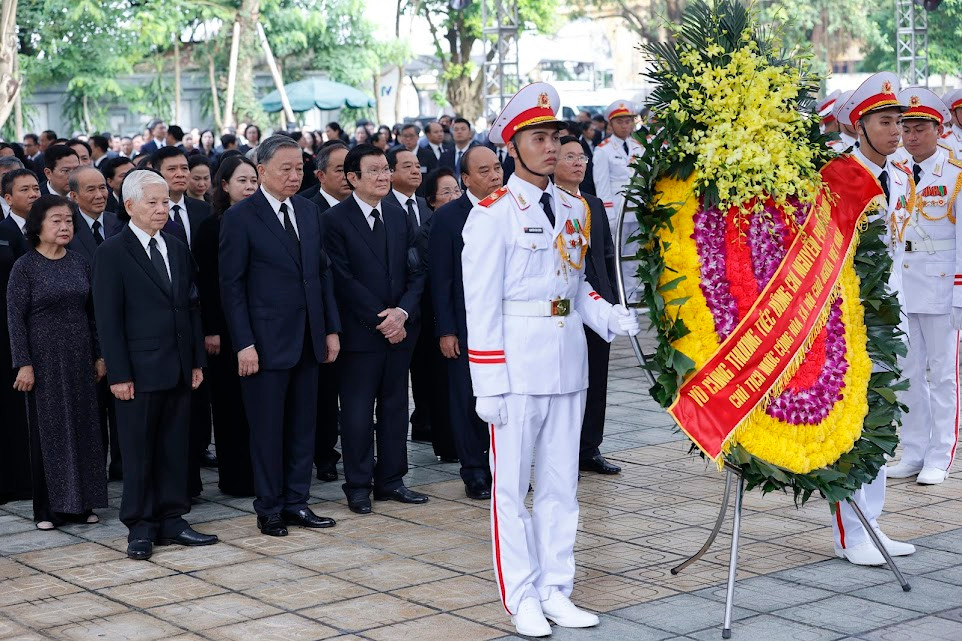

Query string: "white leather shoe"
[[886, 460, 922, 478], [872, 529, 915, 556], [511, 597, 552, 637], [835, 541, 886, 566], [917, 467, 947, 485], [540, 592, 600, 628]]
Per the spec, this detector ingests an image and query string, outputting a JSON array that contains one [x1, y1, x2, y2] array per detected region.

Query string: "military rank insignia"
[[920, 185, 948, 198]]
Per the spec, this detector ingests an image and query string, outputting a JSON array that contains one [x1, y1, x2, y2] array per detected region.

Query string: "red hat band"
[[503, 105, 558, 142], [608, 107, 632, 119], [850, 92, 900, 127], [903, 105, 944, 123], [952, 99, 962, 111]]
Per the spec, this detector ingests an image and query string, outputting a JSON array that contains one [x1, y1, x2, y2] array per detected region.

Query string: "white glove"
[[608, 304, 641, 336], [476, 395, 508, 427], [953, 307, 962, 331]]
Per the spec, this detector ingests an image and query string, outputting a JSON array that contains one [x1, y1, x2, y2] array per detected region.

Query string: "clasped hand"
[[377, 308, 407, 344]]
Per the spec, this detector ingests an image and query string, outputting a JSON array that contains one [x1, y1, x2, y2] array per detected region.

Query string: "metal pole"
[[722, 474, 745, 639], [845, 498, 911, 592], [614, 200, 656, 386], [672, 469, 733, 575]]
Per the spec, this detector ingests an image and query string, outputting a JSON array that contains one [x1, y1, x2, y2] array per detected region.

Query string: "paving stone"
[[611, 593, 754, 634], [3, 592, 128, 629], [687, 613, 846, 641], [772, 559, 893, 592], [148, 593, 282, 631], [859, 615, 962, 640], [205, 613, 339, 640], [694, 575, 835, 613], [46, 612, 186, 640], [774, 594, 919, 635], [849, 576, 962, 614]]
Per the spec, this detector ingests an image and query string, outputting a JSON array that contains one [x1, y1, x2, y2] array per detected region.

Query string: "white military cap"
[[899, 87, 951, 124], [817, 89, 842, 125], [488, 82, 564, 145], [837, 72, 907, 128], [943, 88, 962, 114], [604, 100, 638, 122]]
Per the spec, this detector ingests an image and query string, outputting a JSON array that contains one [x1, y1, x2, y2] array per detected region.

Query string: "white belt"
[[904, 238, 954, 253], [502, 299, 571, 317]]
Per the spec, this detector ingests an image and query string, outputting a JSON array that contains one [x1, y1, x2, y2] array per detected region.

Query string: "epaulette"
[[479, 186, 508, 207], [596, 138, 611, 148], [892, 161, 912, 175], [938, 142, 957, 159], [948, 158, 962, 170]]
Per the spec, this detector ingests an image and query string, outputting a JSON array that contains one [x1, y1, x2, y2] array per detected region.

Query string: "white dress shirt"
[[1, 198, 10, 218], [79, 210, 102, 234], [392, 189, 420, 225], [318, 187, 340, 209], [429, 143, 443, 160], [351, 192, 406, 317], [168, 195, 191, 245], [128, 221, 170, 280], [467, 190, 482, 207], [8, 211, 26, 234], [261, 187, 298, 238], [46, 183, 63, 197]]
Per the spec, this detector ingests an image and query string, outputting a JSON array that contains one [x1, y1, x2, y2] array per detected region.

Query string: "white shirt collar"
[[466, 190, 482, 206], [352, 192, 380, 219], [46, 182, 62, 197], [392, 189, 416, 207], [913, 147, 945, 175], [260, 186, 293, 217], [318, 187, 341, 208], [128, 220, 163, 247], [0, 198, 9, 217], [454, 143, 471, 153], [853, 146, 885, 177], [79, 210, 102, 231], [154, 137, 166, 148], [169, 195, 186, 211], [8, 211, 25, 233]]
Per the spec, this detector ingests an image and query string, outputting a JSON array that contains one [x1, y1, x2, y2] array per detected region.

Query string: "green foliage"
[[862, 0, 962, 78]]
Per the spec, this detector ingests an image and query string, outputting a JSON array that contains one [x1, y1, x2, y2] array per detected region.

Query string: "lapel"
[[292, 197, 313, 267], [344, 196, 388, 268], [252, 189, 301, 266], [417, 196, 432, 225], [164, 231, 182, 301], [381, 200, 398, 269], [72, 213, 97, 260], [122, 226, 172, 299]]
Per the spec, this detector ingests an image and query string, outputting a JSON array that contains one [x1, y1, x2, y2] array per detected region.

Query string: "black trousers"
[[0, 366, 31, 503], [447, 349, 489, 484], [339, 348, 412, 498], [208, 347, 254, 497], [239, 339, 318, 517], [409, 314, 434, 438], [187, 380, 212, 497], [314, 361, 341, 469], [115, 385, 191, 542], [580, 327, 611, 459], [96, 378, 121, 477], [428, 340, 457, 459]]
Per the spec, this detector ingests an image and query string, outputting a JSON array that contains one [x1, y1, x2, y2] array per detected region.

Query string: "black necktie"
[[879, 170, 890, 204], [622, 140, 629, 156], [92, 220, 104, 246], [371, 208, 387, 254], [913, 163, 922, 185], [280, 202, 299, 248], [456, 150, 463, 175], [498, 149, 504, 164], [170, 204, 184, 228], [148, 237, 171, 292], [405, 198, 419, 230], [540, 193, 555, 227]]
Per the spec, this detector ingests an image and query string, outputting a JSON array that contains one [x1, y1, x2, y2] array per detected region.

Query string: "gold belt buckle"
[[551, 299, 571, 316]]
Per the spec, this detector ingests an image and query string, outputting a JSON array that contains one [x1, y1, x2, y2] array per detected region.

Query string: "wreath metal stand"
[[613, 203, 911, 639]]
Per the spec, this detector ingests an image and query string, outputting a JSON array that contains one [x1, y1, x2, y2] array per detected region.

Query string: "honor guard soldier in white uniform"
[[817, 90, 841, 136], [832, 73, 916, 566], [941, 89, 962, 157], [461, 83, 640, 637], [592, 100, 643, 302], [827, 90, 858, 153], [886, 88, 962, 486]]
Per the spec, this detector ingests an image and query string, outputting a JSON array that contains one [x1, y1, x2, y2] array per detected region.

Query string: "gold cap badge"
[[882, 80, 893, 93], [910, 95, 920, 106], [538, 92, 550, 109]]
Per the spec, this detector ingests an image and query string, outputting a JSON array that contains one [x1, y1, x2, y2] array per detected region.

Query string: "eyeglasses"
[[359, 168, 394, 177], [437, 188, 462, 198], [562, 154, 589, 165]]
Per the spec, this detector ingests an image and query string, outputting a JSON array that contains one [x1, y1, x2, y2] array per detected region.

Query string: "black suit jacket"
[[0, 215, 27, 253], [219, 190, 340, 370], [322, 195, 425, 352], [388, 192, 432, 232], [0, 221, 27, 371], [582, 192, 617, 303], [299, 184, 321, 201], [92, 226, 205, 392], [105, 188, 121, 214], [39, 181, 52, 196], [179, 196, 211, 252], [139, 140, 161, 156], [310, 191, 337, 214], [67, 211, 122, 265], [426, 193, 474, 339], [416, 144, 447, 176]]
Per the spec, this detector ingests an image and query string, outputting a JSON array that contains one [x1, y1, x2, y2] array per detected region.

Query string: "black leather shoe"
[[282, 507, 336, 528], [157, 527, 219, 546], [257, 514, 288, 537], [347, 498, 372, 515], [374, 486, 429, 504], [316, 463, 338, 482], [438, 455, 460, 464], [201, 449, 219, 468], [127, 539, 153, 560], [465, 481, 491, 500], [579, 454, 621, 475]]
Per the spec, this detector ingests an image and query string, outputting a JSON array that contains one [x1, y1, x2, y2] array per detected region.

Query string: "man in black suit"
[[151, 145, 214, 493], [386, 148, 443, 450], [323, 143, 428, 514], [102, 156, 135, 214], [92, 170, 217, 560], [392, 123, 420, 154], [67, 167, 124, 479], [416, 122, 447, 177], [1, 168, 41, 242], [41, 145, 80, 196], [23, 133, 42, 175], [309, 141, 351, 482], [220, 135, 341, 536], [139, 119, 167, 157], [427, 145, 503, 498], [554, 136, 621, 475], [439, 118, 480, 179]]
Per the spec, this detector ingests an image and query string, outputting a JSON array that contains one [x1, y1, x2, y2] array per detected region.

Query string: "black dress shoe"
[[374, 486, 430, 504], [316, 463, 338, 482], [157, 527, 219, 546], [438, 455, 460, 464], [201, 449, 219, 468], [282, 507, 336, 528], [257, 514, 288, 537], [579, 454, 621, 475], [127, 539, 153, 560], [465, 481, 491, 500], [347, 498, 372, 515], [410, 429, 431, 443]]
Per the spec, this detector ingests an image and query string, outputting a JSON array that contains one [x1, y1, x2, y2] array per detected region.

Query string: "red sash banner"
[[668, 156, 884, 461]]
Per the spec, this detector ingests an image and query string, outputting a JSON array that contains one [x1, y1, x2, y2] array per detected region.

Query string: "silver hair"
[[0, 156, 23, 171], [121, 169, 168, 205], [257, 134, 301, 165]]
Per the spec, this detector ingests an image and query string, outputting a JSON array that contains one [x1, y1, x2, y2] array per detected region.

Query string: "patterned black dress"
[[6, 249, 107, 518]]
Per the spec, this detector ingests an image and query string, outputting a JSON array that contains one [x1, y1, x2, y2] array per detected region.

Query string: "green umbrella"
[[260, 77, 375, 113]]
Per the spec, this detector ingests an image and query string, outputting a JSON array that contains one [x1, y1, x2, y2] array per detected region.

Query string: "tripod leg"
[[722, 474, 745, 639], [845, 498, 911, 592], [672, 470, 733, 575]]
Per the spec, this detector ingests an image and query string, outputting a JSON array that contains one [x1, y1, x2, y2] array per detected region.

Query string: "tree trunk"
[[208, 46, 223, 132], [395, 64, 403, 123], [0, 0, 20, 132], [234, 0, 263, 128], [82, 94, 92, 133], [174, 36, 182, 124], [446, 72, 484, 122], [256, 21, 295, 125], [373, 71, 382, 123], [224, 19, 241, 128]]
